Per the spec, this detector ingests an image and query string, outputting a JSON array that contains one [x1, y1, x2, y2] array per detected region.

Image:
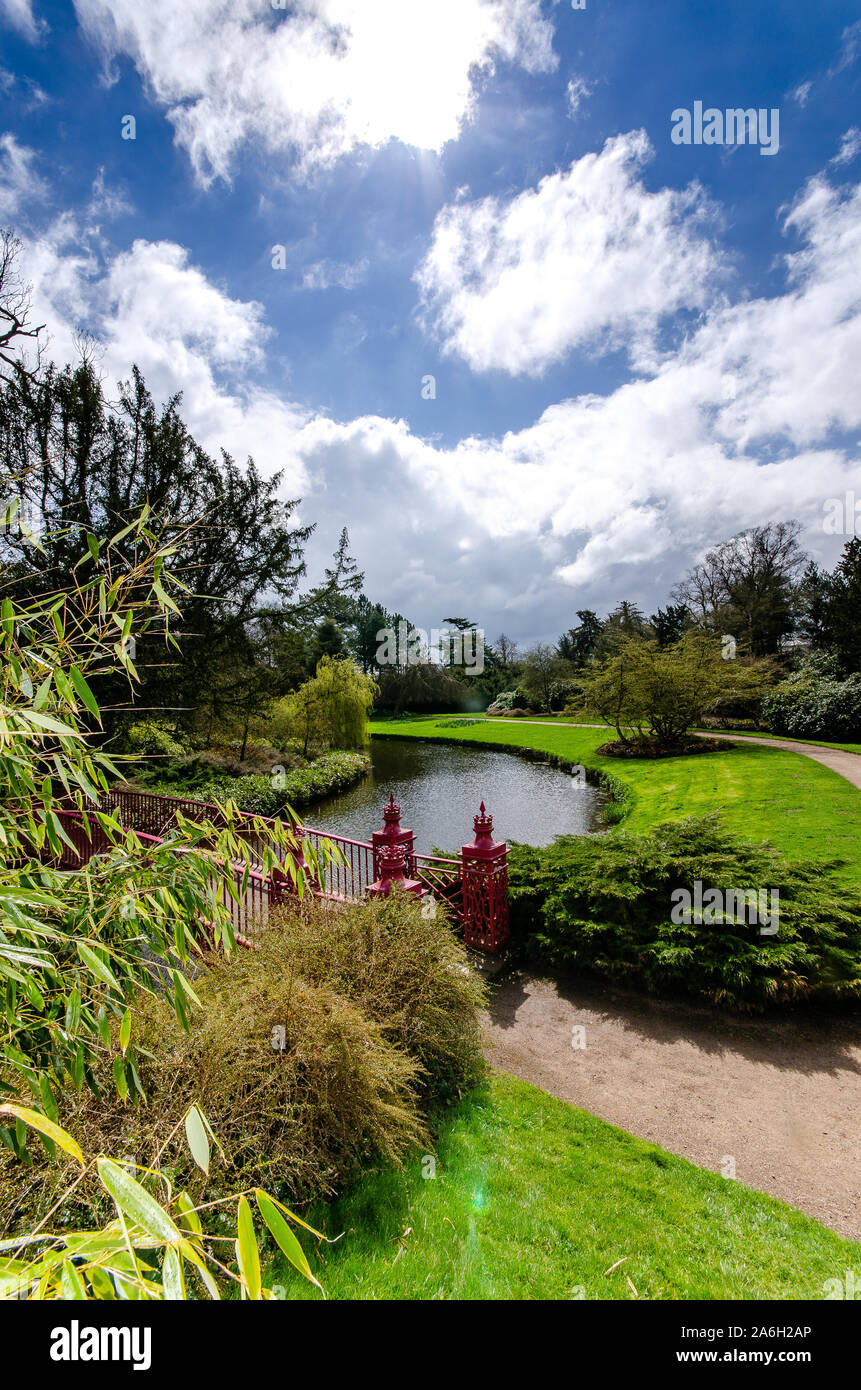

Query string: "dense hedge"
[[507, 815, 861, 1010]]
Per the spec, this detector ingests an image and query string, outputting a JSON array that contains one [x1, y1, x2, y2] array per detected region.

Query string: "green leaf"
[[77, 941, 121, 993], [119, 1009, 132, 1054], [0, 1105, 84, 1165], [176, 1192, 203, 1243], [65, 988, 82, 1038], [184, 1107, 210, 1176], [112, 1056, 129, 1101], [236, 1197, 261, 1300], [162, 1247, 186, 1301], [39, 1075, 59, 1124], [255, 1190, 322, 1292], [96, 1159, 183, 1245], [61, 1257, 88, 1300], [69, 666, 101, 722]]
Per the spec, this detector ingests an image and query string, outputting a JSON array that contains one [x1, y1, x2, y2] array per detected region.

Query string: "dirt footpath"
[[483, 972, 861, 1240]]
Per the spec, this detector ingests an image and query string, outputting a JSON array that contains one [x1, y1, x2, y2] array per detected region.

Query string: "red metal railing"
[[47, 786, 509, 952]]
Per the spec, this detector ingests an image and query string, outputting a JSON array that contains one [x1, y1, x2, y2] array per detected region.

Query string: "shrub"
[[762, 672, 861, 741], [507, 815, 861, 1010], [0, 1103, 324, 1300], [1, 963, 428, 1232], [486, 689, 532, 714], [142, 751, 371, 815], [434, 718, 484, 728], [1, 893, 485, 1231], [264, 893, 487, 1105], [120, 719, 190, 759]]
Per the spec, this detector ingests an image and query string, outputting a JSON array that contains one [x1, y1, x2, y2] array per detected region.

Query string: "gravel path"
[[481, 721, 861, 1235], [484, 973, 861, 1239]]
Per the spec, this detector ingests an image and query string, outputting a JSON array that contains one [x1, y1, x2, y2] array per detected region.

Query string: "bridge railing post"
[[371, 794, 415, 878], [366, 842, 424, 900], [460, 803, 509, 953]]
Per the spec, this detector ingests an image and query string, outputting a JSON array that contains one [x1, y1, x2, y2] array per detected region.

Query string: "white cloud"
[[830, 19, 861, 75], [415, 132, 726, 377], [72, 0, 557, 185], [790, 80, 812, 107], [566, 75, 592, 117], [0, 134, 48, 217], [0, 0, 45, 42], [11, 161, 861, 640], [831, 127, 861, 167]]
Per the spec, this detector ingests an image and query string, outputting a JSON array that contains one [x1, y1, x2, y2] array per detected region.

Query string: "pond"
[[304, 734, 605, 853]]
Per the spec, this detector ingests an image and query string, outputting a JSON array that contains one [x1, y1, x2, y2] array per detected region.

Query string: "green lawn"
[[272, 1074, 860, 1301], [420, 712, 861, 757], [371, 718, 861, 884]]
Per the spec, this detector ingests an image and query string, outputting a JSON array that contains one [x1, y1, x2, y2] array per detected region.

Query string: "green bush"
[[144, 750, 371, 815], [487, 689, 532, 714], [507, 815, 861, 1010], [1, 966, 427, 1233], [120, 719, 189, 759], [762, 670, 861, 741], [1, 892, 485, 1232]]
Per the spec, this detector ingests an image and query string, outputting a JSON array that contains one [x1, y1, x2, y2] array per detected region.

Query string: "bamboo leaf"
[[255, 1190, 323, 1292], [236, 1197, 261, 1300], [77, 941, 121, 993], [0, 1105, 84, 1165], [96, 1159, 183, 1245], [184, 1106, 210, 1176]]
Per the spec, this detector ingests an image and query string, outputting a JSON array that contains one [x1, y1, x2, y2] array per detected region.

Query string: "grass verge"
[[270, 1073, 861, 1301]]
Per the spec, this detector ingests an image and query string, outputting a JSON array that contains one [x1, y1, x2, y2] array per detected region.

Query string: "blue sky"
[[2, 0, 860, 644]]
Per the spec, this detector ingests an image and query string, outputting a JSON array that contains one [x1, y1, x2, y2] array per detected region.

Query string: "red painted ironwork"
[[371, 794, 415, 878], [460, 802, 510, 952], [46, 787, 509, 953], [366, 842, 424, 900]]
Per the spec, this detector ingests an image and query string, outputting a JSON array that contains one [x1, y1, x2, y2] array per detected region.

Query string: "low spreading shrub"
[[433, 718, 485, 729], [508, 815, 861, 1010]]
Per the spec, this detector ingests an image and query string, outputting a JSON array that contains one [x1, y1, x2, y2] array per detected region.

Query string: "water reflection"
[[304, 735, 604, 853]]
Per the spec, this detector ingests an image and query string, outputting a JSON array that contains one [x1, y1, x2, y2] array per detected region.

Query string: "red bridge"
[[53, 789, 510, 954]]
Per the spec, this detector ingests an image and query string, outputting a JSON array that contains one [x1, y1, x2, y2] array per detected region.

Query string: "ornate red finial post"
[[372, 793, 415, 878], [366, 842, 424, 900], [461, 803, 509, 952]]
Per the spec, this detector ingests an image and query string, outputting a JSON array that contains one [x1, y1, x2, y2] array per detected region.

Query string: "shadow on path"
[[484, 969, 861, 1240]]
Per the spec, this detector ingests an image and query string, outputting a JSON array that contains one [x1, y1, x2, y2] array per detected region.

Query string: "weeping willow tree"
[[276, 657, 378, 754]]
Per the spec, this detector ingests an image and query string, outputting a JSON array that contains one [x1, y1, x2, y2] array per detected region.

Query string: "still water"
[[305, 735, 605, 853]]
